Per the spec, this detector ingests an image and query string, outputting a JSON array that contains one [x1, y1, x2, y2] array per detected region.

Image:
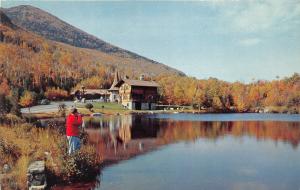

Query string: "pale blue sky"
[[2, 0, 300, 82]]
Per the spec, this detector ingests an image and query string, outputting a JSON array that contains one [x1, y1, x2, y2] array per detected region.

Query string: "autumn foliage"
[[156, 73, 300, 112], [19, 91, 35, 107], [74, 75, 111, 90], [45, 87, 68, 101]]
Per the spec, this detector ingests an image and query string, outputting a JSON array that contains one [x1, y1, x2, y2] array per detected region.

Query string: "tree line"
[[156, 73, 300, 113]]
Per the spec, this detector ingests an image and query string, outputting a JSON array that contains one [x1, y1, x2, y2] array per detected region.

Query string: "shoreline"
[[51, 138, 163, 190], [23, 108, 299, 120]]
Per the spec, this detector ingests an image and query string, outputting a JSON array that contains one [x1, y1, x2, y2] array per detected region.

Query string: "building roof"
[[109, 71, 121, 91], [115, 79, 160, 88]]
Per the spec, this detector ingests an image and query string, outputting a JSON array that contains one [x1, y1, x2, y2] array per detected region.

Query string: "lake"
[[87, 113, 300, 190]]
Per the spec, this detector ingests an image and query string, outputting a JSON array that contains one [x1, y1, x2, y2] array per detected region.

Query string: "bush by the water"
[[61, 146, 99, 182]]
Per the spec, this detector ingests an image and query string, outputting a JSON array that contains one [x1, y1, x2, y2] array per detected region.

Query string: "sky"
[[1, 0, 300, 82]]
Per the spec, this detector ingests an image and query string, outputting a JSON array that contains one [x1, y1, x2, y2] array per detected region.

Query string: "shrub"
[[46, 119, 66, 135], [0, 94, 12, 115], [8, 96, 21, 116], [4, 114, 24, 125], [19, 91, 35, 109], [85, 103, 93, 111], [0, 114, 23, 125], [45, 87, 68, 101], [288, 107, 299, 114], [0, 138, 21, 164], [23, 114, 38, 123], [61, 145, 99, 182], [58, 103, 67, 117]]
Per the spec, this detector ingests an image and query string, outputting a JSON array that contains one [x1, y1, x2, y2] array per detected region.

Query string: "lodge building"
[[115, 78, 159, 110], [72, 71, 160, 110]]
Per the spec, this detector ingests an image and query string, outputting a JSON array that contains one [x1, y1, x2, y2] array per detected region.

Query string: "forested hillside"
[[2, 5, 184, 76], [0, 9, 179, 95]]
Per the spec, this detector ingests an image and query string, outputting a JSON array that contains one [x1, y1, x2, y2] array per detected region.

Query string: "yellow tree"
[[212, 96, 223, 110], [19, 91, 35, 113], [231, 82, 249, 111], [248, 85, 261, 107]]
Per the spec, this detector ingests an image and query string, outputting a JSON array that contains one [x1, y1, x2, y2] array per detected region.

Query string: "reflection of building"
[[118, 115, 132, 143], [87, 115, 159, 140], [115, 78, 160, 110]]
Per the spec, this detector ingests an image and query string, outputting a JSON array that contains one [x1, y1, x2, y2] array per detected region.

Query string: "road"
[[21, 101, 75, 113]]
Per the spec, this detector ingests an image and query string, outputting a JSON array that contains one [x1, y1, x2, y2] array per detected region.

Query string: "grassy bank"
[[75, 102, 128, 115], [0, 121, 101, 189], [77, 102, 300, 114]]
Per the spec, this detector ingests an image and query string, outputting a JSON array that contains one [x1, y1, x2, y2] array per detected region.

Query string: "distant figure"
[[66, 108, 83, 155]]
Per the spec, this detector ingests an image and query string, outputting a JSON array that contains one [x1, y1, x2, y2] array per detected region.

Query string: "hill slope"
[[1, 10, 184, 94], [0, 9, 17, 29], [3, 5, 185, 77]]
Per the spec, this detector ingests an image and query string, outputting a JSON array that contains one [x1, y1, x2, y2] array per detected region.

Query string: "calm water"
[[90, 113, 300, 190]]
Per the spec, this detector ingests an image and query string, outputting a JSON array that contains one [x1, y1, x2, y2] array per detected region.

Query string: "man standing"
[[66, 108, 83, 155]]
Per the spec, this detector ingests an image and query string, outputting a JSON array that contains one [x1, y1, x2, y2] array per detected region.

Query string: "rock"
[[28, 161, 45, 174], [3, 164, 11, 174], [27, 161, 47, 190]]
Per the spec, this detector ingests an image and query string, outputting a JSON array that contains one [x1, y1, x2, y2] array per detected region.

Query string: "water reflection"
[[84, 114, 300, 190], [85, 115, 160, 162], [85, 114, 300, 153]]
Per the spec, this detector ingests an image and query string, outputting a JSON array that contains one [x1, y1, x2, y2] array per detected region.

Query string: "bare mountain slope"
[[0, 9, 17, 29], [3, 5, 185, 76]]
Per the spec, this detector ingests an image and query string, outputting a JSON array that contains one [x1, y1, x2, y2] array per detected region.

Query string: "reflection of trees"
[[157, 120, 300, 148], [85, 115, 300, 156]]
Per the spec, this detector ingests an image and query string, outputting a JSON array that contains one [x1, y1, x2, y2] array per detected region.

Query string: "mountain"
[[0, 9, 17, 29], [1, 9, 184, 94], [3, 5, 185, 77]]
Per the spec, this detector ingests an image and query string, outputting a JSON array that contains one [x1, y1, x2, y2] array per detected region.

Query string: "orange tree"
[[19, 90, 35, 113]]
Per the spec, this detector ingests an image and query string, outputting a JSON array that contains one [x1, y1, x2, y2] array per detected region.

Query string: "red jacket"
[[66, 113, 83, 137]]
